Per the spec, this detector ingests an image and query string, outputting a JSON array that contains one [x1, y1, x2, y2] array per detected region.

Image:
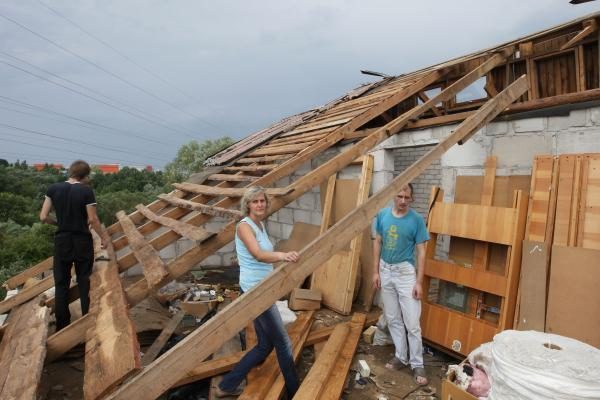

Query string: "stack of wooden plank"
[[516, 153, 600, 348]]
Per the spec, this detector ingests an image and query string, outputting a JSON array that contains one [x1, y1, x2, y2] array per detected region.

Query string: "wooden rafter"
[[173, 183, 293, 197], [158, 194, 242, 219], [117, 211, 169, 289], [135, 204, 211, 242], [84, 232, 141, 400], [102, 75, 529, 400], [207, 173, 258, 182], [560, 19, 598, 50]]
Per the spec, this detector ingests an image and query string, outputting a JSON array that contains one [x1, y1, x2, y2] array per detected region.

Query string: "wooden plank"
[[135, 204, 211, 242], [426, 259, 508, 296], [117, 211, 169, 289], [224, 164, 280, 172], [516, 240, 549, 331], [525, 155, 555, 242], [578, 154, 600, 250], [429, 203, 518, 245], [546, 245, 600, 348], [83, 232, 141, 400], [319, 313, 367, 400], [141, 310, 185, 366], [0, 295, 49, 399], [239, 311, 313, 400], [158, 194, 242, 220], [472, 156, 496, 271], [553, 154, 579, 246], [3, 256, 53, 290], [0, 274, 54, 315], [235, 154, 292, 164], [173, 182, 292, 197], [293, 323, 350, 399], [250, 143, 309, 157], [207, 174, 259, 182], [560, 19, 598, 50], [101, 74, 529, 400]]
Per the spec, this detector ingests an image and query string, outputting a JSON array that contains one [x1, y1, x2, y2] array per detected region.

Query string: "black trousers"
[[53, 232, 94, 331]]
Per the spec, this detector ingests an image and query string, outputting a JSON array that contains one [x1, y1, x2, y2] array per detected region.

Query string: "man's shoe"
[[385, 356, 408, 370], [214, 385, 243, 398]]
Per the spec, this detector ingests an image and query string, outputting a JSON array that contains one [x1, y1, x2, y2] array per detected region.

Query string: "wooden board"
[[578, 154, 600, 250], [553, 154, 581, 246], [158, 193, 243, 219], [429, 203, 518, 245], [0, 295, 49, 399], [516, 241, 549, 331], [294, 323, 350, 399], [135, 204, 211, 242], [0, 274, 54, 315], [546, 245, 600, 348], [83, 234, 141, 400], [453, 175, 531, 207], [117, 210, 169, 289], [319, 313, 367, 400], [141, 310, 185, 366], [525, 156, 555, 242], [289, 288, 322, 311], [2, 256, 53, 290], [239, 311, 313, 400], [174, 182, 292, 197]]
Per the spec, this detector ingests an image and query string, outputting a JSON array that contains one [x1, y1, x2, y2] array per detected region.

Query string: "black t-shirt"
[[46, 181, 97, 234]]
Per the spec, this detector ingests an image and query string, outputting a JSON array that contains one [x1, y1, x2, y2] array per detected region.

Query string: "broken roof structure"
[[1, 12, 599, 399]]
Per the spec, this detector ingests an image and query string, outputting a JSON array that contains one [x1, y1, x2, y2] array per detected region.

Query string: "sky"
[[0, 1, 598, 169]]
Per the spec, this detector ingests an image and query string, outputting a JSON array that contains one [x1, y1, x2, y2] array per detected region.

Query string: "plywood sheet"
[[546, 245, 600, 348], [516, 241, 549, 331], [454, 175, 530, 207], [579, 155, 600, 250]]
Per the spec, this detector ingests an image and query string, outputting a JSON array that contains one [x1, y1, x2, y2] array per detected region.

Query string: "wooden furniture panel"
[[426, 260, 507, 296], [429, 203, 517, 245], [578, 154, 600, 250]]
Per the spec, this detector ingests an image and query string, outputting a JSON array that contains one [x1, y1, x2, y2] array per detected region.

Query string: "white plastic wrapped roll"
[[489, 330, 600, 399]]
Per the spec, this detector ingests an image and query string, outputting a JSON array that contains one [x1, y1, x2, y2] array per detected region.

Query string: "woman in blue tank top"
[[216, 186, 300, 398]]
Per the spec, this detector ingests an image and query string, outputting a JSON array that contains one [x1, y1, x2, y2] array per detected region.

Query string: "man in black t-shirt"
[[40, 160, 110, 331]]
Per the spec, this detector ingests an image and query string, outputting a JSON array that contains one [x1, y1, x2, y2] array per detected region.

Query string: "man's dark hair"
[[68, 160, 91, 180], [407, 183, 414, 196]]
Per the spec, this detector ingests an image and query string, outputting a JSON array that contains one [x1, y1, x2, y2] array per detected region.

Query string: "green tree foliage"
[[164, 137, 234, 182]]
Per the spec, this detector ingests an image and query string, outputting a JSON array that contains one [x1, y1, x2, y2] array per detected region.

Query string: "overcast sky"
[[0, 1, 598, 169]]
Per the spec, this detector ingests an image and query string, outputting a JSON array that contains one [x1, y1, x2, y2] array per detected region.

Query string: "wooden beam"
[[158, 194, 242, 220], [117, 211, 169, 289], [560, 19, 598, 50], [238, 311, 313, 400], [224, 164, 279, 172], [207, 174, 258, 182], [294, 323, 350, 399], [83, 232, 141, 400], [2, 257, 53, 290], [0, 295, 49, 399], [102, 74, 528, 400], [135, 204, 211, 242], [318, 313, 366, 400], [417, 91, 443, 116], [235, 154, 292, 164], [0, 275, 54, 314], [173, 183, 293, 197], [141, 310, 185, 366]]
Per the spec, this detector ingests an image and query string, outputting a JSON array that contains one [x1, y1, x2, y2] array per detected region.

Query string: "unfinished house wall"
[[374, 105, 600, 201]]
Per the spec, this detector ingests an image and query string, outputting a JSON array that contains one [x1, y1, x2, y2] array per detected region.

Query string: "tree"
[[164, 137, 234, 182]]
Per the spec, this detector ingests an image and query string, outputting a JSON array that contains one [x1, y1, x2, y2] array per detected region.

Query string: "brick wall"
[[392, 144, 441, 218]]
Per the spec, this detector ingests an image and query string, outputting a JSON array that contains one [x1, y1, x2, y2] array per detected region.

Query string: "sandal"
[[413, 367, 428, 386], [214, 385, 243, 398], [385, 356, 408, 370]]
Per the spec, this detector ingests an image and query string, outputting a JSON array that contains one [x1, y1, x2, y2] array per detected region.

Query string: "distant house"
[[33, 163, 64, 171]]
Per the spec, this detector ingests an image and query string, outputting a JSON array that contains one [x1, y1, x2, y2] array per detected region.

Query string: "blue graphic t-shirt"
[[374, 207, 430, 266]]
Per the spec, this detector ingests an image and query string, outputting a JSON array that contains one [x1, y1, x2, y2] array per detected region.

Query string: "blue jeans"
[[219, 304, 299, 398]]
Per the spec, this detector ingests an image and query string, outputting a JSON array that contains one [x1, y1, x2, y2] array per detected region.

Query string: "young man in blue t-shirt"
[[373, 183, 429, 385]]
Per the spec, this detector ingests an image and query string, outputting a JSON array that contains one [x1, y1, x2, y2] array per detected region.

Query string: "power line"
[[0, 123, 170, 163], [0, 57, 197, 139], [0, 50, 187, 143], [0, 10, 229, 136], [35, 1, 206, 106], [0, 134, 145, 165], [0, 102, 171, 150]]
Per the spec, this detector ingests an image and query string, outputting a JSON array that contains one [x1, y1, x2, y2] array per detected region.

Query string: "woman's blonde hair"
[[240, 186, 270, 217]]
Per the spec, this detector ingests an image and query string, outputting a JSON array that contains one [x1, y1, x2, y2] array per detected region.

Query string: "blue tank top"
[[236, 217, 274, 291]]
